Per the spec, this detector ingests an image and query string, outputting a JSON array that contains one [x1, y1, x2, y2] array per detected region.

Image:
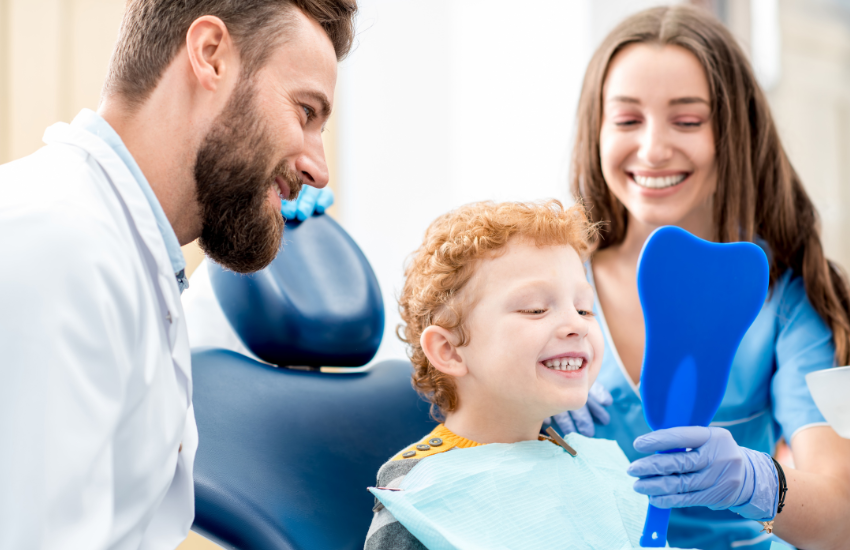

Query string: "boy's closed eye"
[[518, 308, 548, 315], [516, 307, 595, 317]]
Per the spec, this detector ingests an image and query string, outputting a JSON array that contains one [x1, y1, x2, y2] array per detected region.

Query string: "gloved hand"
[[627, 426, 778, 521], [544, 382, 612, 437], [281, 186, 334, 221]]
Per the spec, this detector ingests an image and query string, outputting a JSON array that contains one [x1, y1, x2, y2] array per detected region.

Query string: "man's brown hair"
[[398, 200, 596, 420], [571, 4, 850, 364], [103, 0, 357, 109]]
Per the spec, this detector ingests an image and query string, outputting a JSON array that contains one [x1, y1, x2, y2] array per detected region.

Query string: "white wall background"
[[335, 0, 672, 363], [333, 0, 850, 365]]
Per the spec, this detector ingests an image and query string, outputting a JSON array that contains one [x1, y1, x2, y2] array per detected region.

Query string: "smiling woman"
[[569, 5, 850, 550], [599, 43, 717, 243]]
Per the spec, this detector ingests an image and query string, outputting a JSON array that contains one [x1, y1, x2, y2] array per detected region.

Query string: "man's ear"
[[421, 326, 468, 378], [186, 16, 236, 92]]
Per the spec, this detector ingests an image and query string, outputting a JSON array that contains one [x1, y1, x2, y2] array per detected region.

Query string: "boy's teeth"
[[633, 174, 686, 189], [544, 358, 584, 371]]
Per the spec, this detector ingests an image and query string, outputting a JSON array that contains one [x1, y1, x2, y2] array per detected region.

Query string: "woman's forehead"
[[603, 43, 710, 104]]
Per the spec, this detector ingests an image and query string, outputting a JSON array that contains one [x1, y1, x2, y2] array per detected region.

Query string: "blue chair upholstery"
[[191, 215, 437, 550], [191, 351, 434, 550], [208, 216, 385, 367]]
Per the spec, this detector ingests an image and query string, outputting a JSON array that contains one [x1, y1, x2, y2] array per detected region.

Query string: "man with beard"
[[0, 1, 356, 548]]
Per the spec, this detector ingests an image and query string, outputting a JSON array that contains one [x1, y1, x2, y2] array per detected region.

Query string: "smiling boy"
[[364, 200, 662, 549], [402, 201, 603, 446]]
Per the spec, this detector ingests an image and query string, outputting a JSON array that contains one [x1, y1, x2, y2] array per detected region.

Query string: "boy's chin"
[[552, 394, 590, 414], [541, 403, 587, 422]]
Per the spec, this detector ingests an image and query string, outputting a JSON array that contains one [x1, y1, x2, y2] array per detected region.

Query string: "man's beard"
[[194, 77, 300, 274]]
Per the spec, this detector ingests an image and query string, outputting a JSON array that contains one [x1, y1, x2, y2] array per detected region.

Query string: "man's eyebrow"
[[298, 91, 332, 118]]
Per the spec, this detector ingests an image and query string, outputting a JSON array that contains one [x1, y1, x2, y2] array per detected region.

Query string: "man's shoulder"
[[2, 139, 96, 179], [1, 146, 131, 246], [0, 159, 141, 292]]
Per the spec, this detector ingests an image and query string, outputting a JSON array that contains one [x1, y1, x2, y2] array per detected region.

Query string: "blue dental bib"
[[370, 435, 696, 549]]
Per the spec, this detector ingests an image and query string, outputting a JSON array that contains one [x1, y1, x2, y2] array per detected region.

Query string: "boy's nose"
[[556, 311, 589, 339]]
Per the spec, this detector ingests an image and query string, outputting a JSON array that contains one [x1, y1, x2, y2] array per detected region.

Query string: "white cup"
[[805, 366, 850, 439]]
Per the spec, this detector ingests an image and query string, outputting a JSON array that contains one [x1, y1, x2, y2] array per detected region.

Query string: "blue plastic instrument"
[[636, 227, 768, 547]]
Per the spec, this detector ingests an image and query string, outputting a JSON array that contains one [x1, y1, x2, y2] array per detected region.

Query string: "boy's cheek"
[[588, 323, 605, 365], [587, 357, 603, 387]]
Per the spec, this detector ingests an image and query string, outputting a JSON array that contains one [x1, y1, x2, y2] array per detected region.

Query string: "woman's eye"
[[673, 116, 706, 128], [614, 119, 640, 127]]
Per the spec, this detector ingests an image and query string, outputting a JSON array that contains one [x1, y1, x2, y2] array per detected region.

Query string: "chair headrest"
[[209, 215, 384, 367]]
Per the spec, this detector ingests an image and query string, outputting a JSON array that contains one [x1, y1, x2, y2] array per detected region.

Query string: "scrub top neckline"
[[587, 261, 641, 399]]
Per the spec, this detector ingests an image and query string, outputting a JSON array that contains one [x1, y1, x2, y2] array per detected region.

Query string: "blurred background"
[[338, 0, 850, 364], [1, 0, 847, 547], [4, 0, 846, 367]]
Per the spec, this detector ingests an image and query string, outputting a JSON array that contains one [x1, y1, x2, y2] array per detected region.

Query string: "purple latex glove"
[[545, 382, 612, 437], [627, 426, 778, 521]]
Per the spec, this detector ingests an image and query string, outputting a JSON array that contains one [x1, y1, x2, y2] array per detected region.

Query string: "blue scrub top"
[[587, 264, 833, 550]]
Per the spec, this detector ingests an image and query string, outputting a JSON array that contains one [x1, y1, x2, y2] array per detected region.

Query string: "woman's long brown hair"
[[571, 4, 850, 364]]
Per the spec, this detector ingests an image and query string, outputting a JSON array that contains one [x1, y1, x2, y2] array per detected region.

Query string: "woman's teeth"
[[633, 174, 687, 189], [543, 357, 584, 371]]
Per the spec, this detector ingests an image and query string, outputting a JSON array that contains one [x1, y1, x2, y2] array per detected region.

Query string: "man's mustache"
[[274, 162, 304, 201]]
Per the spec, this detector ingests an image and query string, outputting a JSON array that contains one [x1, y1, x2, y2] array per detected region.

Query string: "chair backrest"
[[191, 351, 434, 550], [208, 216, 385, 367], [191, 215, 436, 550]]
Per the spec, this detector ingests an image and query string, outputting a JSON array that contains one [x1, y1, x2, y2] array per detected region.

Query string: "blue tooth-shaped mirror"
[[636, 226, 769, 547]]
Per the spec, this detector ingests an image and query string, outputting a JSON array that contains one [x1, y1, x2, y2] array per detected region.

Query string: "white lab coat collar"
[[42, 120, 193, 396]]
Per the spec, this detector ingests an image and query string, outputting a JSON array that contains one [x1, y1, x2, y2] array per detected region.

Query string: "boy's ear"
[[421, 326, 467, 377]]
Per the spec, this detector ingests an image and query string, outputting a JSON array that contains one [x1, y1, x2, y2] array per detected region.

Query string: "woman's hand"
[[281, 186, 334, 221], [627, 426, 778, 520], [629, 425, 850, 549], [546, 382, 613, 437]]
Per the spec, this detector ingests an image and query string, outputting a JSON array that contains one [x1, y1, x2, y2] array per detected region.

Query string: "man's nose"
[[637, 120, 673, 167], [295, 131, 329, 188]]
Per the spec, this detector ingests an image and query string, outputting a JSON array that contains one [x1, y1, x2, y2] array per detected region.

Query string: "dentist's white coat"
[[0, 120, 198, 549]]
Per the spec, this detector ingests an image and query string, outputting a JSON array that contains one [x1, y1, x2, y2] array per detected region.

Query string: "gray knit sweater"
[[364, 456, 428, 550], [364, 424, 480, 549]]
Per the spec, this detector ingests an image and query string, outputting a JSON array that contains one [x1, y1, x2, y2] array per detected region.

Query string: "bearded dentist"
[[0, 1, 356, 548], [182, 186, 335, 358]]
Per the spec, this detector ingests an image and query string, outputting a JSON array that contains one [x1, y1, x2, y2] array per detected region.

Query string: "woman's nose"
[[637, 120, 673, 167]]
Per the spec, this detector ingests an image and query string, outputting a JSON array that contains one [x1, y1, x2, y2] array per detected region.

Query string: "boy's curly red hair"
[[397, 199, 597, 420]]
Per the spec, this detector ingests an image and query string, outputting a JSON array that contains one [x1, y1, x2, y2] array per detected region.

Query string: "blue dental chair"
[[191, 215, 436, 550]]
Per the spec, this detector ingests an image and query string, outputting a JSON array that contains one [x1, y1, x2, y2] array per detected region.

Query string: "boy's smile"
[[440, 238, 604, 442], [540, 353, 589, 376]]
